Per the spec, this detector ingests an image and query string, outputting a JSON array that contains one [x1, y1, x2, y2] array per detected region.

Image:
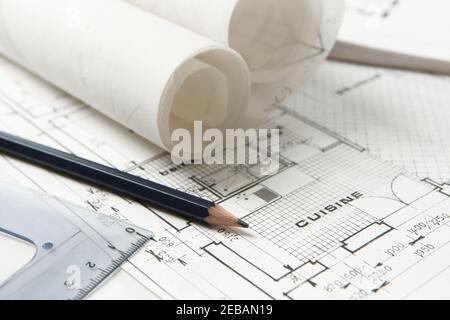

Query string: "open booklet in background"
[[331, 0, 450, 74]]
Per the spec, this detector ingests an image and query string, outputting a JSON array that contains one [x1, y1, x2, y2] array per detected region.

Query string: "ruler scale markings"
[[0, 183, 154, 300]]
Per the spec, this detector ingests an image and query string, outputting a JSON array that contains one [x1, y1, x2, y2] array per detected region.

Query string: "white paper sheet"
[[1, 56, 450, 300], [0, 0, 250, 150], [331, 0, 450, 74], [128, 0, 345, 110]]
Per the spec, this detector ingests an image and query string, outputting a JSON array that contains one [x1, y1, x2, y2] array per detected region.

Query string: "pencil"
[[0, 130, 249, 228]]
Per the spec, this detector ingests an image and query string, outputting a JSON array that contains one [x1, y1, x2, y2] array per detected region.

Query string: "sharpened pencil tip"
[[206, 205, 250, 228], [237, 219, 250, 228]]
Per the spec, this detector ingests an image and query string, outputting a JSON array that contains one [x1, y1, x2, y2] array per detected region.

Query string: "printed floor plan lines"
[[0, 56, 449, 300], [288, 61, 450, 183]]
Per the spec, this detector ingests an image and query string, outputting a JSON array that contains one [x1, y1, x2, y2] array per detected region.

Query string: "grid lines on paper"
[[245, 144, 403, 262], [287, 61, 450, 183], [129, 154, 221, 202]]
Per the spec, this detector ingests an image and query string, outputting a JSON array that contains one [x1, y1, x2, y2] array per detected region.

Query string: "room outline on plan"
[[0, 56, 449, 300]]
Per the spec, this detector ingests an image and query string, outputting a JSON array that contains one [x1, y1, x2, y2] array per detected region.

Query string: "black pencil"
[[0, 130, 249, 228]]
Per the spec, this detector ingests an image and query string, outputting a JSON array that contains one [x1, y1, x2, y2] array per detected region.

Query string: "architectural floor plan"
[[288, 61, 450, 183], [0, 56, 449, 299]]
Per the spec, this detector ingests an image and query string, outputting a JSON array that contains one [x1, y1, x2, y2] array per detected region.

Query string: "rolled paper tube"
[[127, 0, 345, 89], [0, 0, 250, 150]]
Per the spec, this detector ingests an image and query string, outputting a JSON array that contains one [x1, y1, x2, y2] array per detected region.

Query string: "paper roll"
[[128, 0, 345, 105], [0, 0, 250, 150]]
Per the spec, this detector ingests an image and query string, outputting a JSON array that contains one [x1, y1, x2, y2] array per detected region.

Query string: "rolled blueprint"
[[128, 0, 345, 107], [0, 0, 250, 150]]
